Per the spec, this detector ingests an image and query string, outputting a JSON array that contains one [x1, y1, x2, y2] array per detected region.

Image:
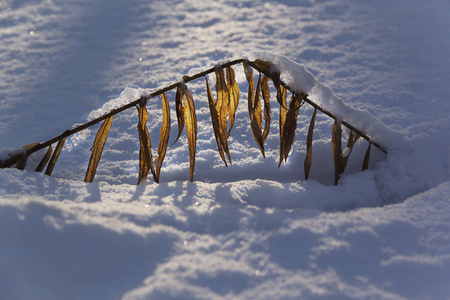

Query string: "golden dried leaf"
[[261, 75, 271, 142], [45, 138, 66, 176], [246, 68, 265, 158], [171, 85, 185, 146], [215, 67, 232, 164], [281, 93, 302, 164], [271, 70, 288, 110], [154, 93, 171, 182], [35, 145, 53, 172], [332, 120, 344, 185], [304, 108, 317, 180], [181, 83, 197, 182], [253, 59, 273, 76], [84, 115, 114, 183], [136, 101, 155, 184], [243, 61, 255, 106], [362, 143, 372, 171], [278, 86, 288, 167], [254, 73, 263, 130], [206, 76, 229, 166], [226, 66, 240, 138]]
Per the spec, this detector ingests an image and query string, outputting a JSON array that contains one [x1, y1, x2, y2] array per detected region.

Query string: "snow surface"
[[1, 0, 450, 299]]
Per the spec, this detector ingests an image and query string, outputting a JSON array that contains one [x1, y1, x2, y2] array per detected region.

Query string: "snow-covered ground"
[[1, 0, 450, 299]]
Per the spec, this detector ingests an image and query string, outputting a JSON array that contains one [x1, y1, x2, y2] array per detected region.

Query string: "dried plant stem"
[[0, 57, 387, 181]]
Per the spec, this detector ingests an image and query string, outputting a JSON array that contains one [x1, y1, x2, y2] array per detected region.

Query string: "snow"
[[1, 0, 450, 299], [245, 50, 400, 150], [87, 88, 153, 121]]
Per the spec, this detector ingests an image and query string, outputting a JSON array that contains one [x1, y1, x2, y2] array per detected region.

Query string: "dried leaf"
[[281, 93, 303, 163], [154, 93, 171, 182], [332, 120, 344, 185], [253, 59, 273, 76], [136, 100, 155, 184], [45, 137, 66, 176], [226, 66, 240, 138], [261, 75, 271, 142], [206, 76, 228, 166], [278, 86, 287, 167], [304, 108, 317, 180], [254, 73, 263, 132], [35, 145, 53, 172], [84, 115, 114, 183], [362, 143, 372, 171], [215, 67, 232, 164], [170, 85, 185, 146], [15, 156, 27, 170], [244, 61, 265, 158], [181, 83, 197, 182], [16, 142, 39, 170]]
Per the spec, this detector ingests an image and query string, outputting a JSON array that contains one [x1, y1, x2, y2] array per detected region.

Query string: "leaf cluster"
[[0, 58, 385, 185]]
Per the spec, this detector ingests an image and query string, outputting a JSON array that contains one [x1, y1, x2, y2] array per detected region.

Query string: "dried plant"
[[0, 57, 387, 185]]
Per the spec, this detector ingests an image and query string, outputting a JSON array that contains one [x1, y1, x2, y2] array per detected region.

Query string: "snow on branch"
[[0, 52, 390, 185]]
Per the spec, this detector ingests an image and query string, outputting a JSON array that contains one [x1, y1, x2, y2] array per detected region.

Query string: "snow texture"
[[1, 0, 450, 299]]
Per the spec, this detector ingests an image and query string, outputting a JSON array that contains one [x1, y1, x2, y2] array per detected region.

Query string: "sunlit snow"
[[1, 1, 450, 299]]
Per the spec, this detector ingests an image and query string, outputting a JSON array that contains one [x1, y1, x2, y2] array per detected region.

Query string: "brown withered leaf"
[[84, 115, 114, 183], [304, 108, 317, 180], [271, 71, 289, 110], [244, 61, 265, 158], [206, 76, 229, 166], [215, 67, 232, 164], [226, 66, 239, 138], [170, 85, 185, 146], [261, 75, 271, 142], [180, 83, 197, 182], [281, 93, 303, 164], [253, 59, 273, 76], [362, 143, 372, 171], [16, 142, 39, 170], [35, 145, 53, 172], [243, 61, 255, 107], [254, 73, 263, 131], [136, 101, 155, 184], [278, 86, 288, 167], [154, 93, 171, 182], [45, 137, 66, 176], [332, 120, 344, 185]]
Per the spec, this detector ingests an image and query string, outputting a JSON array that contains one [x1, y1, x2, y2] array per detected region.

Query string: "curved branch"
[[0, 57, 386, 170]]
